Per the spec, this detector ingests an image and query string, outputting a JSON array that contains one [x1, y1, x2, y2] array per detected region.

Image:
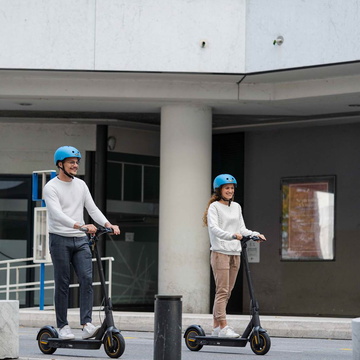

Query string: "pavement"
[[19, 307, 354, 340]]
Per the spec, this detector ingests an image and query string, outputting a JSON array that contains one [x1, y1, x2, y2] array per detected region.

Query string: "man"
[[43, 145, 120, 340]]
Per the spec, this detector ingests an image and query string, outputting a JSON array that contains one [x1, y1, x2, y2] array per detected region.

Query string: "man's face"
[[61, 157, 80, 177]]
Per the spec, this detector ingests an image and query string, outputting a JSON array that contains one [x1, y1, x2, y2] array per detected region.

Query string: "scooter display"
[[37, 226, 125, 358], [184, 235, 271, 356]]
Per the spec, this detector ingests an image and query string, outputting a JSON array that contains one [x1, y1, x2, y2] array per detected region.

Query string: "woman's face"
[[220, 183, 235, 200]]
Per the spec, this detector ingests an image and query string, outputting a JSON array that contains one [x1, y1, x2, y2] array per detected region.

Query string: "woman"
[[203, 174, 266, 338]]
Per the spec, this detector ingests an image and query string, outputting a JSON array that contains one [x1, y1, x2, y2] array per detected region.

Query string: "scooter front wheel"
[[250, 332, 271, 355], [104, 332, 125, 358], [184, 326, 205, 351], [37, 327, 57, 355]]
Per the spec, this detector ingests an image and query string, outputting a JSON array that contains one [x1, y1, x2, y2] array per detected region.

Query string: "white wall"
[[1, 0, 359, 73], [108, 126, 160, 157], [0, 123, 96, 175], [0, 0, 96, 70], [0, 0, 246, 73], [245, 0, 360, 72], [0, 123, 159, 175], [95, 0, 246, 73]]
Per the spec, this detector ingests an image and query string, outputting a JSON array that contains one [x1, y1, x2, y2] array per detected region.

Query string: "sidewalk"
[[19, 307, 353, 340]]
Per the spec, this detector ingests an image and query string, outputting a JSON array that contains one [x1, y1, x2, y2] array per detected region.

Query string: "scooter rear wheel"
[[250, 332, 271, 355], [104, 332, 125, 358], [37, 328, 57, 355], [184, 326, 205, 351]]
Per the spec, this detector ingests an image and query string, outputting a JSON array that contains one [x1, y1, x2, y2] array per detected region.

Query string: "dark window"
[[123, 164, 142, 202], [144, 166, 159, 203], [107, 162, 123, 200]]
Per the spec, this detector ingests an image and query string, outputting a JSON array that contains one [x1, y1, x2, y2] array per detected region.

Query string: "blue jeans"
[[49, 233, 93, 328]]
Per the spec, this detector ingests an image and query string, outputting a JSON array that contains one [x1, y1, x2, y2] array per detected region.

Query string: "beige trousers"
[[211, 251, 241, 321]]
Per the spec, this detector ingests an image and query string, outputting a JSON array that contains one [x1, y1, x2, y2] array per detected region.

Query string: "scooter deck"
[[46, 338, 102, 350], [195, 335, 248, 347]]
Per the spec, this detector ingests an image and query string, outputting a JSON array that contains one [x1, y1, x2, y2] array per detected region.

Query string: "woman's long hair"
[[203, 188, 222, 226]]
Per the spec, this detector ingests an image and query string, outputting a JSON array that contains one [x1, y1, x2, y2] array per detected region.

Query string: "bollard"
[[153, 295, 182, 360], [353, 318, 360, 360]]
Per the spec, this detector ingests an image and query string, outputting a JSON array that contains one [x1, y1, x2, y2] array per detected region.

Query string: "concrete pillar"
[[352, 318, 360, 359], [158, 104, 212, 314], [0, 300, 19, 359]]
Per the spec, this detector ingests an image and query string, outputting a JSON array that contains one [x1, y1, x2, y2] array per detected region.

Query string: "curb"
[[19, 308, 352, 340]]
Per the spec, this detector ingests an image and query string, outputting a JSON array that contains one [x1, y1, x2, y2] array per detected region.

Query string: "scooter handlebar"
[[241, 235, 263, 245], [96, 226, 114, 236], [79, 225, 114, 236]]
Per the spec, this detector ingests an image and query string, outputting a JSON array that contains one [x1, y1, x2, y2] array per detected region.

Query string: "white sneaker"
[[58, 325, 75, 340], [82, 323, 101, 339], [211, 326, 220, 336], [218, 325, 240, 338]]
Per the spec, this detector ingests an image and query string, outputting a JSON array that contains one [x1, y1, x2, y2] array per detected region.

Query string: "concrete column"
[[159, 104, 212, 314]]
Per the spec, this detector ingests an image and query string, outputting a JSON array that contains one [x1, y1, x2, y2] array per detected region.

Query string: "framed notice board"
[[281, 176, 335, 261]]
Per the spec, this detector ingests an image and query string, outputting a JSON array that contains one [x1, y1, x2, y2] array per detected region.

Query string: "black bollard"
[[153, 295, 182, 360]]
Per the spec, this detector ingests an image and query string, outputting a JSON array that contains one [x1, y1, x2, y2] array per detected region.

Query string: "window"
[[123, 164, 142, 202], [107, 153, 159, 203]]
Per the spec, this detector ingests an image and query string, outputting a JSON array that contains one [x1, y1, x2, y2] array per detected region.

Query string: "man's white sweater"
[[207, 201, 259, 255], [43, 177, 109, 237]]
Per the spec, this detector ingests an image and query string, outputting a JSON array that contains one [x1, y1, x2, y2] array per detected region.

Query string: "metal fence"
[[0, 256, 114, 305]]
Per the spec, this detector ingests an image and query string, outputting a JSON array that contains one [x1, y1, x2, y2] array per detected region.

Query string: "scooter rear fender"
[[36, 325, 58, 340], [183, 325, 205, 338]]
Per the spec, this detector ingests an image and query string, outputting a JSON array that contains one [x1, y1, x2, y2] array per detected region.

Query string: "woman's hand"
[[232, 233, 243, 240], [258, 234, 266, 241]]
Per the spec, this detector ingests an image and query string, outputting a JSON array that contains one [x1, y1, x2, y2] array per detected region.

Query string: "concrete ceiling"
[[1, 61, 360, 133]]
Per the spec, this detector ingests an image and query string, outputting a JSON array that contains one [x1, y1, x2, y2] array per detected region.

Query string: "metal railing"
[[0, 256, 114, 304]]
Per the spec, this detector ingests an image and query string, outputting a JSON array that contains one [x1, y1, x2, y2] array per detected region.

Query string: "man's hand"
[[105, 223, 121, 235], [74, 222, 97, 234], [82, 224, 98, 234]]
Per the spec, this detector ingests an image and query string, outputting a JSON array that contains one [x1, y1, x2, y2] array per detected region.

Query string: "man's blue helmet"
[[54, 146, 81, 165], [213, 174, 237, 191]]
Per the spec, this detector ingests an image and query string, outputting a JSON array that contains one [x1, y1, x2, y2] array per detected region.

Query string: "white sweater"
[[207, 201, 259, 255], [43, 177, 109, 237]]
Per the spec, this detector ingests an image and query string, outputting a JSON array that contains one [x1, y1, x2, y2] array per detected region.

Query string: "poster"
[[281, 176, 335, 260]]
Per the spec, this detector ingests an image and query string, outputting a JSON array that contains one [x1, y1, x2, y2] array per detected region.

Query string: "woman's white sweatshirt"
[[207, 201, 259, 255]]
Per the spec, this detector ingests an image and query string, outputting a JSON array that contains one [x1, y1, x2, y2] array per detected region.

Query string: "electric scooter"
[[184, 235, 271, 356], [37, 226, 125, 358]]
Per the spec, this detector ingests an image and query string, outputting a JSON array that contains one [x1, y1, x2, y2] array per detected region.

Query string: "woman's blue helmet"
[[54, 146, 81, 166], [213, 174, 237, 191]]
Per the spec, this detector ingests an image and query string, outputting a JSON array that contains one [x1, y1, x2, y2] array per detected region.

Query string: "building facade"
[[1, 0, 360, 317]]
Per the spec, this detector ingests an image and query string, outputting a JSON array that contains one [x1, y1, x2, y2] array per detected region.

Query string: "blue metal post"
[[39, 263, 45, 310]]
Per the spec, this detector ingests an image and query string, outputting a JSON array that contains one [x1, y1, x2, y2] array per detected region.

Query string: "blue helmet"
[[213, 174, 237, 191], [54, 146, 81, 165]]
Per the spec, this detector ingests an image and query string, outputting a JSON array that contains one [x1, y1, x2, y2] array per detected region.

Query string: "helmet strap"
[[221, 196, 232, 206], [58, 164, 74, 179]]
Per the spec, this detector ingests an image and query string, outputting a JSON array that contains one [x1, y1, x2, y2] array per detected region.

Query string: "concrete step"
[[19, 307, 352, 340]]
